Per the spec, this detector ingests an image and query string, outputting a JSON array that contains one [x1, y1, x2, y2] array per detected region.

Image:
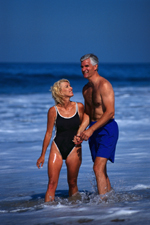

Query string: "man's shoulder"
[[99, 76, 112, 87], [99, 76, 114, 96], [99, 75, 107, 82]]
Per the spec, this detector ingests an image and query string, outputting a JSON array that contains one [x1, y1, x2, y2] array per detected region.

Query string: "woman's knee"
[[68, 178, 77, 188], [48, 179, 57, 190]]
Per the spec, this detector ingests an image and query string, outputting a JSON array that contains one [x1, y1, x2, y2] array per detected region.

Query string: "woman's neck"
[[58, 100, 72, 109]]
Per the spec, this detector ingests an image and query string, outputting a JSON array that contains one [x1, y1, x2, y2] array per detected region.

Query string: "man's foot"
[[99, 188, 115, 201]]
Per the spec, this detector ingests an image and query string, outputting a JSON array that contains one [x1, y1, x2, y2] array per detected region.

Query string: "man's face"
[[81, 58, 97, 79]]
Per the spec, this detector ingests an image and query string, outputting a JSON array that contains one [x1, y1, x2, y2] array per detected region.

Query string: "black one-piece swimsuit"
[[53, 103, 80, 160]]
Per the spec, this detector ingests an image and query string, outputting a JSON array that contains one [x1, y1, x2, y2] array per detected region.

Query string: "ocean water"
[[0, 63, 150, 224]]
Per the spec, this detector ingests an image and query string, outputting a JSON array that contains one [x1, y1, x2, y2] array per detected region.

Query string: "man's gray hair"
[[80, 54, 99, 69]]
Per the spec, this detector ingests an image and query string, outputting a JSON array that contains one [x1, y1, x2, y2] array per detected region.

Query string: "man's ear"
[[94, 64, 98, 71]]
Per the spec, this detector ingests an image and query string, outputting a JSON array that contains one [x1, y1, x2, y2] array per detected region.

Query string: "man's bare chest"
[[85, 89, 102, 107]]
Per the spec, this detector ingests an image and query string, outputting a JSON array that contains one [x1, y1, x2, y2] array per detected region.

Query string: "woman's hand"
[[73, 134, 83, 145], [36, 155, 45, 169]]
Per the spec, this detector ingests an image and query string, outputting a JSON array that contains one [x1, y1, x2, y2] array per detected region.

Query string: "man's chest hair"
[[85, 88, 102, 107]]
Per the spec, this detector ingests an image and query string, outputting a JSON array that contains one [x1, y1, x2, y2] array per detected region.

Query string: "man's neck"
[[88, 71, 100, 85]]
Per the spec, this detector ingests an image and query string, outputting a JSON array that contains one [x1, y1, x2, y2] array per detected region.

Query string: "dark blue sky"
[[0, 0, 150, 63]]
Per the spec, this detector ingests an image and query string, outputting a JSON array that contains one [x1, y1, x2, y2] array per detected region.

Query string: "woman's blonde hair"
[[50, 79, 70, 105]]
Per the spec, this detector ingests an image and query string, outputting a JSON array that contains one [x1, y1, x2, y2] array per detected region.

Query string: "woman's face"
[[60, 81, 74, 97]]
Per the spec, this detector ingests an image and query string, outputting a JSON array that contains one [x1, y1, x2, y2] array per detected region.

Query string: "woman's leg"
[[65, 145, 82, 196], [45, 142, 63, 202]]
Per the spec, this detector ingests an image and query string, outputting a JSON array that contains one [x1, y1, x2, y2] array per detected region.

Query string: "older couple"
[[36, 54, 119, 202]]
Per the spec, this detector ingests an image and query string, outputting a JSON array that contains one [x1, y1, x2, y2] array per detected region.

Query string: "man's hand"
[[80, 128, 93, 141], [73, 127, 94, 143], [36, 156, 45, 169]]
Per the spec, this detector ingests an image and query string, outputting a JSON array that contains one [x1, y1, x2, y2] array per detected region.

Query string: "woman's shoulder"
[[76, 102, 84, 107], [76, 102, 84, 112], [48, 105, 56, 114], [71, 101, 84, 107]]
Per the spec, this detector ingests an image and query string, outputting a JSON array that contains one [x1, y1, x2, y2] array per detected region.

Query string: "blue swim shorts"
[[89, 119, 119, 163]]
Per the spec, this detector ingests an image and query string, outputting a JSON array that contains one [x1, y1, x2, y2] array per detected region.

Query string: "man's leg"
[[93, 157, 111, 195]]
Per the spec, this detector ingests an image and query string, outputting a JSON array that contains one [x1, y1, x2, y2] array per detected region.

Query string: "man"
[[74, 54, 119, 198]]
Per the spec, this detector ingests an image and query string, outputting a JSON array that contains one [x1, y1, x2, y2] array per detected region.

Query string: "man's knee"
[[93, 157, 107, 175], [93, 163, 101, 176]]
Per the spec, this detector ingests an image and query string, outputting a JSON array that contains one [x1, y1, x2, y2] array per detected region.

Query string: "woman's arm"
[[77, 102, 84, 124], [73, 102, 90, 144], [36, 106, 56, 168]]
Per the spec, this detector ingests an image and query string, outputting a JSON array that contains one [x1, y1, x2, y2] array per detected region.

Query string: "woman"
[[36, 79, 84, 202]]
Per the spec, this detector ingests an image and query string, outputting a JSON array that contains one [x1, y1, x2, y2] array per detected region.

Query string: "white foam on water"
[[130, 184, 150, 190], [107, 208, 139, 216], [116, 118, 150, 126], [0, 210, 7, 213], [4, 196, 32, 202], [0, 152, 9, 155], [127, 152, 148, 156]]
